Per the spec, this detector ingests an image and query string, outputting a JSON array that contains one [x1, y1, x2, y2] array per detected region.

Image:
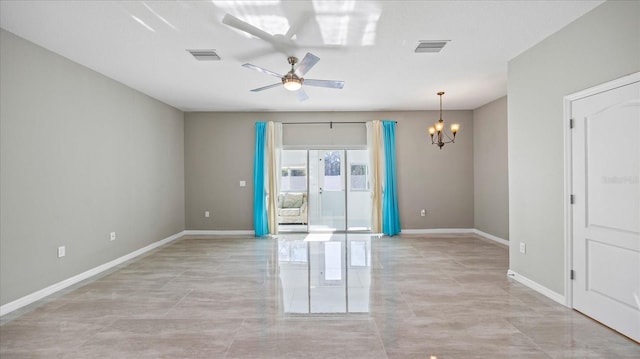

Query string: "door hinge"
[[570, 270, 575, 280], [570, 194, 575, 204], [570, 118, 574, 129]]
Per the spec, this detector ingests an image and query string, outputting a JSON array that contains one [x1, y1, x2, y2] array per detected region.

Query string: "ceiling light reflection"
[[361, 13, 380, 46], [312, 0, 356, 13], [304, 233, 332, 242], [130, 15, 155, 33], [317, 15, 350, 46], [143, 2, 178, 31], [213, 0, 288, 37], [214, 0, 280, 6], [311, 0, 380, 46]]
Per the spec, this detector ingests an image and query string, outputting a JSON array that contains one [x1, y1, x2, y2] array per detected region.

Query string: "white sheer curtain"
[[266, 121, 282, 235], [367, 121, 384, 234]]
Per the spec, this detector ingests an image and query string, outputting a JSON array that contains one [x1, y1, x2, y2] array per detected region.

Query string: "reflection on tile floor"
[[278, 233, 372, 314], [1, 233, 638, 358]]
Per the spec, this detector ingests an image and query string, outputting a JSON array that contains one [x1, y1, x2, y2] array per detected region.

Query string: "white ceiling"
[[0, 0, 603, 112]]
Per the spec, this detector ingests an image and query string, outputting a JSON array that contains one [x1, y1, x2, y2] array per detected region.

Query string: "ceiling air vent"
[[415, 40, 449, 53], [186, 49, 221, 61]]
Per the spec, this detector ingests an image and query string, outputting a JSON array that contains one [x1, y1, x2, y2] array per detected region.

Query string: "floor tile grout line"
[[370, 316, 391, 359]]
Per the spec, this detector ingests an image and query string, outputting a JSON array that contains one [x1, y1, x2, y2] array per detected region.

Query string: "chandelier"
[[428, 91, 460, 149]]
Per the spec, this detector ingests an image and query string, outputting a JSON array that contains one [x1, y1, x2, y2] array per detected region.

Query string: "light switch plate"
[[239, 180, 246, 187]]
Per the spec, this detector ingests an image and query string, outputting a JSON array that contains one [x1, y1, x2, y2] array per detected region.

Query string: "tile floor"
[[1, 233, 638, 358]]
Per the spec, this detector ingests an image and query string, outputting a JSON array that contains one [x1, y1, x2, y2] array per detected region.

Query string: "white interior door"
[[571, 78, 640, 342]]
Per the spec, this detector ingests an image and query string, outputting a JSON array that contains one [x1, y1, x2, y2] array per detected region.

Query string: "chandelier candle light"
[[428, 91, 460, 149]]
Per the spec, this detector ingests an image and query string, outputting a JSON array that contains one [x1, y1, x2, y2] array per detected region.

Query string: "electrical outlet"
[[110, 232, 116, 241], [205, 211, 210, 218], [239, 180, 246, 187], [520, 242, 526, 254], [57, 246, 66, 258], [420, 209, 426, 217]]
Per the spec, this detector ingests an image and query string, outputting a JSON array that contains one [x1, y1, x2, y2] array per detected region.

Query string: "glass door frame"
[[279, 146, 371, 234], [308, 149, 347, 232]]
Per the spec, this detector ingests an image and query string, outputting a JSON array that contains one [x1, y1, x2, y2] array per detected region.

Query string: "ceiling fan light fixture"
[[243, 53, 343, 99], [282, 76, 302, 91]]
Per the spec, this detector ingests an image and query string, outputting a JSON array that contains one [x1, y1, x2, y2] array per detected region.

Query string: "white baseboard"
[[472, 229, 509, 246], [400, 230, 564, 306], [507, 269, 566, 306], [0, 230, 185, 317], [400, 228, 509, 247], [183, 230, 254, 236], [401, 228, 475, 234]]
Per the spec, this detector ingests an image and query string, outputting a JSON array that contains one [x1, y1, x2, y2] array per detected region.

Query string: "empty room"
[[1, 1, 639, 358]]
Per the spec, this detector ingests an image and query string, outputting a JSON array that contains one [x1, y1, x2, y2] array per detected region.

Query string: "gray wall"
[[507, 0, 640, 294], [185, 110, 474, 230], [473, 96, 509, 240], [0, 29, 185, 306]]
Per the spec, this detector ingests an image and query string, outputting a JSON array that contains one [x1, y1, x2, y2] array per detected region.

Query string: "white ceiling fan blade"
[[285, 13, 312, 39], [222, 14, 275, 43], [251, 83, 282, 92], [304, 79, 345, 89], [296, 88, 309, 102], [242, 63, 283, 78], [294, 52, 320, 77]]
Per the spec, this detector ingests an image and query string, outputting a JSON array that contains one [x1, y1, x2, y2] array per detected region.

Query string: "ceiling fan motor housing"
[[282, 72, 303, 90], [243, 52, 343, 96], [282, 56, 303, 90]]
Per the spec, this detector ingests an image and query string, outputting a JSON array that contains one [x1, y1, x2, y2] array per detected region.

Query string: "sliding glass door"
[[345, 150, 371, 231], [279, 149, 370, 233], [279, 150, 308, 232], [309, 150, 346, 232]]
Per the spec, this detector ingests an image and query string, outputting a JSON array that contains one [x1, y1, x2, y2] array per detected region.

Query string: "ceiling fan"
[[242, 52, 344, 102], [222, 13, 341, 60], [222, 13, 308, 55]]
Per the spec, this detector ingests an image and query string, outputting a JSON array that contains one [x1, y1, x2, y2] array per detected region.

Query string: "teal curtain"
[[253, 122, 269, 237], [382, 120, 401, 236]]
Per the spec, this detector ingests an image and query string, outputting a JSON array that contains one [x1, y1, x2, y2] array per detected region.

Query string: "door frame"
[[563, 71, 640, 308], [308, 148, 348, 232], [281, 145, 371, 234]]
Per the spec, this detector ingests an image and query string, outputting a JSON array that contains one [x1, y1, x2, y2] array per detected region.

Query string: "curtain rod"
[[282, 121, 397, 129]]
